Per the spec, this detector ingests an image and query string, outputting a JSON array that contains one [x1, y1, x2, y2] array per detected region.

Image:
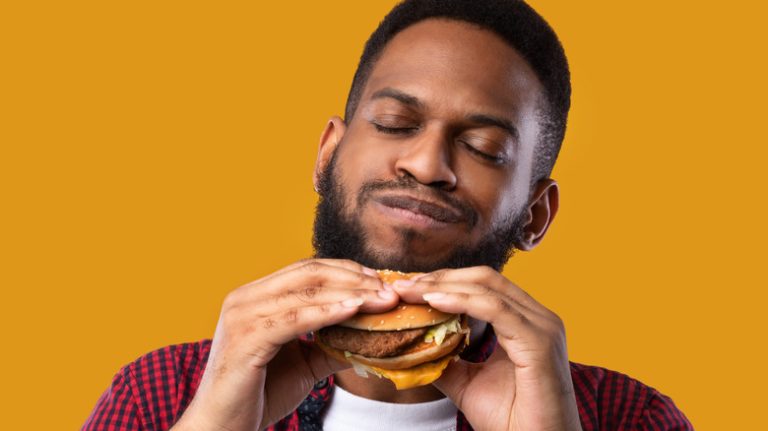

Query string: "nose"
[[394, 128, 457, 190]]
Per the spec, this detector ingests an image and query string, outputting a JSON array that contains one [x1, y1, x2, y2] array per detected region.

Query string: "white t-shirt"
[[321, 385, 458, 431]]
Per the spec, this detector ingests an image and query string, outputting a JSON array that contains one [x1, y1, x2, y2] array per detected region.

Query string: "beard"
[[312, 153, 527, 273]]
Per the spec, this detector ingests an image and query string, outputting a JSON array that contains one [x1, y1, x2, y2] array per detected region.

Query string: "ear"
[[516, 179, 559, 251], [313, 116, 347, 192]]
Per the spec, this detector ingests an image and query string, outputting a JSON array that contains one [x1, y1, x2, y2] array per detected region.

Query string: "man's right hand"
[[171, 259, 399, 431]]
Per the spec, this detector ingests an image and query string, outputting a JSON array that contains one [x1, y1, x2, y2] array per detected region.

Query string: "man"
[[83, 1, 692, 430]]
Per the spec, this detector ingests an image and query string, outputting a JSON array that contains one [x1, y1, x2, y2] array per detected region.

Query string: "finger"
[[233, 261, 386, 304], [238, 285, 399, 317], [256, 300, 372, 348], [415, 266, 544, 313], [301, 339, 351, 378], [268, 260, 383, 295], [392, 278, 538, 319], [261, 340, 350, 424], [257, 258, 379, 285], [391, 279, 493, 304], [418, 291, 538, 341], [433, 350, 513, 411], [431, 358, 474, 410]]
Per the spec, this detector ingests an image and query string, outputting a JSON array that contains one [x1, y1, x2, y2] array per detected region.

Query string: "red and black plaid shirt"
[[83, 327, 692, 430]]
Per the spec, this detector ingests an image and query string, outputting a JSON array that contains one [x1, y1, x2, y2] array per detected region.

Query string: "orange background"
[[2, 1, 766, 429]]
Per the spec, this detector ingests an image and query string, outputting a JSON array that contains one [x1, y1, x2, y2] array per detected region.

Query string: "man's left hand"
[[392, 266, 583, 431]]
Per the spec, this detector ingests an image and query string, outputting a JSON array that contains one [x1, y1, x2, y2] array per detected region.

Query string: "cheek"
[[455, 161, 524, 226], [333, 135, 398, 209]]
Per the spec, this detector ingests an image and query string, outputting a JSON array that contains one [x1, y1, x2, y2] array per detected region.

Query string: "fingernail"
[[423, 292, 447, 301], [377, 289, 396, 300], [342, 297, 364, 307], [393, 279, 415, 288]]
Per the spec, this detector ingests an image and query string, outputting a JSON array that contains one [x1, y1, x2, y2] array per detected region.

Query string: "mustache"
[[357, 176, 478, 228]]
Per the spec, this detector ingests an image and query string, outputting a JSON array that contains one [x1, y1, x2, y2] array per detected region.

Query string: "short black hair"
[[344, 0, 571, 183]]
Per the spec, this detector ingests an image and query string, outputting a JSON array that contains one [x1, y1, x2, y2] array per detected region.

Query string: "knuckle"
[[549, 312, 566, 333], [354, 270, 369, 285], [302, 261, 323, 274], [262, 318, 277, 330], [477, 283, 493, 296], [292, 287, 320, 305], [280, 258, 314, 274], [282, 308, 299, 324], [222, 290, 240, 309], [477, 265, 498, 280], [339, 259, 361, 268], [221, 309, 239, 329], [299, 285, 321, 300], [430, 269, 448, 282], [494, 297, 512, 313], [272, 289, 291, 304]]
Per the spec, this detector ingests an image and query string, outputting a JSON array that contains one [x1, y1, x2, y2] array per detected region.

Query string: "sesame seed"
[[396, 315, 401, 319], [427, 308, 432, 312], [380, 320, 384, 325], [409, 315, 415, 319]]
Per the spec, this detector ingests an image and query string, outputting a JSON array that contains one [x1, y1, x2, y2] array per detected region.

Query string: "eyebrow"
[[370, 87, 424, 109], [369, 87, 519, 141], [466, 114, 519, 142]]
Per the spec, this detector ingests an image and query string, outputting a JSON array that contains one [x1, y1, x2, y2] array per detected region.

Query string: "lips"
[[375, 195, 465, 224]]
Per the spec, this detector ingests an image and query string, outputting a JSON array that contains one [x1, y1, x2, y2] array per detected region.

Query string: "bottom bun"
[[316, 337, 466, 390], [363, 351, 459, 390]]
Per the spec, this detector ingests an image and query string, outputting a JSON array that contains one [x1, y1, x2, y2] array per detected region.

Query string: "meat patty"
[[317, 325, 429, 358]]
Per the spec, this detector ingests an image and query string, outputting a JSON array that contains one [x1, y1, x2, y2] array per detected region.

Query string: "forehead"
[[361, 19, 543, 122]]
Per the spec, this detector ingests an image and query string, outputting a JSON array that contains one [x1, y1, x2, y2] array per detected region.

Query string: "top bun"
[[338, 303, 455, 331], [374, 269, 421, 284], [338, 270, 455, 331]]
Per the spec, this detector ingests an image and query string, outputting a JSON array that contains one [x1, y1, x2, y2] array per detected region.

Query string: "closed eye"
[[372, 121, 507, 165], [460, 141, 507, 165], [373, 123, 419, 135]]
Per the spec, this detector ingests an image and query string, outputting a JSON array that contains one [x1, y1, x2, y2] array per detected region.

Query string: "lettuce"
[[423, 315, 461, 345]]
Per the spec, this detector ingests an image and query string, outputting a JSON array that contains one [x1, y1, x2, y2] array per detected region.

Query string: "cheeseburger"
[[316, 270, 470, 390]]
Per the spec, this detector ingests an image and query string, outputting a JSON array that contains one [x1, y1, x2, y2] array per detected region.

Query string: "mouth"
[[374, 194, 466, 225]]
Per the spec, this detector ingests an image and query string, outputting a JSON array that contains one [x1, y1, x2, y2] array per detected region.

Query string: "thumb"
[[433, 349, 509, 408], [303, 339, 351, 381], [432, 358, 476, 409]]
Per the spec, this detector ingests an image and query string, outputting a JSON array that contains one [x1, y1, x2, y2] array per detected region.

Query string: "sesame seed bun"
[[337, 302, 455, 331], [315, 269, 470, 390]]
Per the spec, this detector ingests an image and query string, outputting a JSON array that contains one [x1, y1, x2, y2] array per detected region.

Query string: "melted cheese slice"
[[368, 354, 455, 390]]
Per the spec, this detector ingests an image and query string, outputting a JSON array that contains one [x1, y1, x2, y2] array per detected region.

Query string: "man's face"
[[313, 19, 545, 272]]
